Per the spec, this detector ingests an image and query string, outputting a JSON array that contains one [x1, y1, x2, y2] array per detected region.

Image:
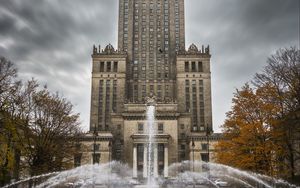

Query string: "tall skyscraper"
[[118, 0, 185, 102], [77, 0, 221, 178]]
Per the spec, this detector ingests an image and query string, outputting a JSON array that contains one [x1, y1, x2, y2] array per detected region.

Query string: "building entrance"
[[135, 143, 165, 178]]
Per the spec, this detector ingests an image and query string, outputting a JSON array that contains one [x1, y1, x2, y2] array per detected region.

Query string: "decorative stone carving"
[[205, 45, 210, 54], [104, 43, 115, 54], [145, 93, 156, 106], [93, 45, 97, 54], [188, 43, 198, 53]]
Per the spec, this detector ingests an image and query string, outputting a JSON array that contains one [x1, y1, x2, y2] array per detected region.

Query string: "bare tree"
[[18, 81, 81, 176], [0, 57, 82, 185]]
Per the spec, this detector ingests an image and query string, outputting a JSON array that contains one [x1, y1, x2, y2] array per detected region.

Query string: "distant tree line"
[[0, 57, 81, 186], [215, 47, 300, 183]]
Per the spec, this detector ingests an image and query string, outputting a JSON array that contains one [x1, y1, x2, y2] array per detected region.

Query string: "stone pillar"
[[154, 144, 158, 177], [143, 144, 148, 178], [164, 145, 168, 178], [133, 144, 137, 178]]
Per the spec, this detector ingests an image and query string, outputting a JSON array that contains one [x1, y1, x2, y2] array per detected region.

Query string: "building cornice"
[[131, 134, 170, 144]]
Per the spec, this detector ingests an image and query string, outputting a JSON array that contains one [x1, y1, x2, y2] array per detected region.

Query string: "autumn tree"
[[215, 84, 284, 176], [254, 47, 300, 179], [215, 47, 300, 179], [0, 57, 22, 185]]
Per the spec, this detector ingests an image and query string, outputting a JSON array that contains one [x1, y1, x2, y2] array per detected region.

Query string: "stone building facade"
[[76, 0, 222, 178]]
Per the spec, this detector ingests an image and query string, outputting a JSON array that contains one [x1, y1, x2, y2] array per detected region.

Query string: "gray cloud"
[[186, 0, 298, 131], [0, 0, 298, 132]]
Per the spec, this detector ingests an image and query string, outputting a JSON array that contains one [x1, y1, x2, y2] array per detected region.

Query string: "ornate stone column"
[[133, 144, 137, 178], [154, 144, 158, 177], [164, 145, 168, 177], [143, 144, 148, 178]]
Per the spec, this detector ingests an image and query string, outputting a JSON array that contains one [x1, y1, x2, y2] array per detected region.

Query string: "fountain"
[[146, 105, 157, 187], [145, 94, 157, 188], [4, 96, 300, 188], [5, 160, 299, 188]]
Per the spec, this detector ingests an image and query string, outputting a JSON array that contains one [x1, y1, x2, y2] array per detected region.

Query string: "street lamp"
[[93, 129, 98, 164], [206, 126, 210, 163], [108, 140, 112, 187], [206, 126, 211, 188], [192, 138, 195, 172], [108, 141, 112, 163]]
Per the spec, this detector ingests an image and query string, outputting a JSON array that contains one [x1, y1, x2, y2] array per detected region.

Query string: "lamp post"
[[93, 129, 98, 164], [192, 139, 195, 188], [206, 126, 211, 188], [192, 138, 195, 172], [108, 140, 112, 188], [108, 141, 112, 163], [206, 126, 210, 163]]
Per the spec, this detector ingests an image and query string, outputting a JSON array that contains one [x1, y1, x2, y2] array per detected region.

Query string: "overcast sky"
[[0, 0, 298, 132]]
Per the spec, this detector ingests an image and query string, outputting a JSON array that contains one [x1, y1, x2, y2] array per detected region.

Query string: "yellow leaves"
[[0, 143, 15, 172], [215, 84, 285, 177]]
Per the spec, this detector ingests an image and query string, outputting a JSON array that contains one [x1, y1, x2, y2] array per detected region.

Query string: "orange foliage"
[[215, 84, 286, 177]]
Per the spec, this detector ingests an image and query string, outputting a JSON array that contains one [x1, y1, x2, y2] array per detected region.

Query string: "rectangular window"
[[185, 80, 190, 111], [158, 123, 164, 133], [201, 143, 208, 151], [92, 153, 100, 164], [138, 123, 144, 133], [201, 153, 209, 162], [106, 62, 111, 72], [137, 144, 144, 163], [198, 61, 203, 72], [113, 62, 118, 72], [199, 80, 204, 86], [191, 62, 196, 72], [100, 62, 104, 72], [185, 62, 189, 72], [181, 144, 185, 150], [93, 144, 100, 151], [180, 152, 185, 161], [74, 154, 82, 167], [112, 80, 117, 112], [158, 144, 164, 172]]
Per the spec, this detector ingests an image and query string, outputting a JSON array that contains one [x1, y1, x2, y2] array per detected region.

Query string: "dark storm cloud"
[[0, 0, 118, 131], [186, 0, 298, 131], [0, 0, 298, 132]]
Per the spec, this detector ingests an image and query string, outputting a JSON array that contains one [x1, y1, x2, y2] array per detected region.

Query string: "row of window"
[[98, 80, 117, 131], [185, 80, 206, 131], [123, 1, 172, 50], [175, 0, 180, 50], [131, 83, 172, 101], [138, 123, 164, 133], [99, 61, 118, 72], [123, 0, 172, 71], [74, 145, 209, 167], [185, 61, 203, 72]]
